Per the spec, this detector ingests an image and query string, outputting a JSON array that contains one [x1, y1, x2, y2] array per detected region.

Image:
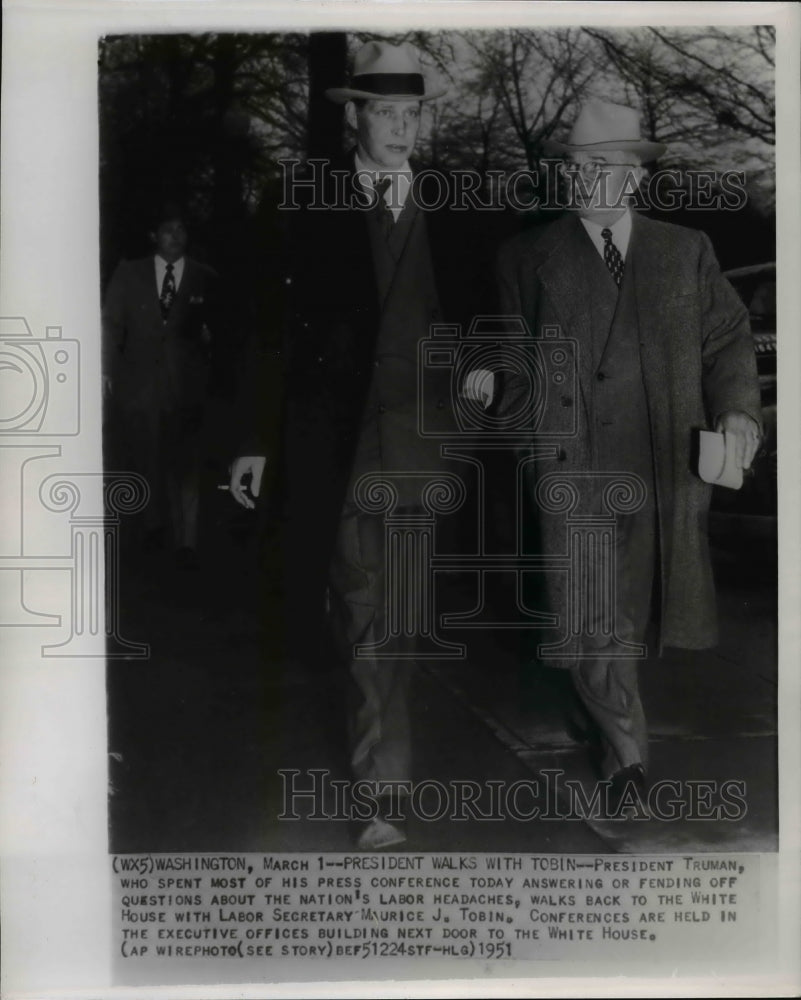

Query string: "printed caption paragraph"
[[112, 852, 765, 981]]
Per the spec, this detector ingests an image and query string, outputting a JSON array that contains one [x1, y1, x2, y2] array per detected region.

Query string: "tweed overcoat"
[[496, 212, 761, 653]]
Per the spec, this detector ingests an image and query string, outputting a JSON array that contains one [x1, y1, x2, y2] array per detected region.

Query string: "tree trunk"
[[307, 32, 347, 160]]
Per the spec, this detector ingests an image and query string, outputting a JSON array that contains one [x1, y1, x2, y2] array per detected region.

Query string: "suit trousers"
[[328, 501, 413, 788], [569, 502, 656, 779], [115, 400, 202, 549]]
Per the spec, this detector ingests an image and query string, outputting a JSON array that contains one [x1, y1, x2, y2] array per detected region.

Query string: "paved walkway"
[[108, 522, 776, 855]]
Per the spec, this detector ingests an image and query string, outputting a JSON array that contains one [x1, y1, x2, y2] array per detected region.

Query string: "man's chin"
[[381, 148, 408, 166]]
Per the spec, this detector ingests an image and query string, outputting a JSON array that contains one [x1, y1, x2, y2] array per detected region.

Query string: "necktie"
[[160, 262, 176, 320], [601, 228, 624, 287], [374, 175, 395, 240]]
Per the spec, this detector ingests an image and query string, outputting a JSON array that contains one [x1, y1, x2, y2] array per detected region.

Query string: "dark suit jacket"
[[496, 212, 761, 652], [242, 153, 498, 626], [103, 254, 218, 413]]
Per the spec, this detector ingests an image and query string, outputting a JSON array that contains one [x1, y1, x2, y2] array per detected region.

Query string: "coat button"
[[378, 404, 386, 415], [560, 395, 573, 407], [596, 371, 606, 381]]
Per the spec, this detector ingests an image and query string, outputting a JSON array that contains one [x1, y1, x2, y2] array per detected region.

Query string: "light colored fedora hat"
[[543, 100, 666, 160], [325, 40, 446, 103]]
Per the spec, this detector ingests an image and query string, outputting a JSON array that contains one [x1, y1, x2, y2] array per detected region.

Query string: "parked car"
[[709, 263, 777, 538]]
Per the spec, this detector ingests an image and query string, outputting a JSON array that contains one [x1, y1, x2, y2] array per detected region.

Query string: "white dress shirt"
[[154, 254, 185, 295], [580, 209, 632, 261], [354, 152, 412, 223]]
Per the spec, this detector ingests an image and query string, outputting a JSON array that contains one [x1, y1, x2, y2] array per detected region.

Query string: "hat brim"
[[541, 138, 666, 161], [325, 86, 447, 104]]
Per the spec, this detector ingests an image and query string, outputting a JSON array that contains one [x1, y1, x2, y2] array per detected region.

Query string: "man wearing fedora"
[[230, 41, 492, 848], [496, 100, 761, 811]]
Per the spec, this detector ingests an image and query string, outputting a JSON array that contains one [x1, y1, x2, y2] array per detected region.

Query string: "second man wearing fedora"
[[230, 40, 492, 848], [496, 100, 761, 813]]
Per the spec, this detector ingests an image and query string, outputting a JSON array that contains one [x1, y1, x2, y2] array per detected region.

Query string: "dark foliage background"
[[98, 27, 776, 385]]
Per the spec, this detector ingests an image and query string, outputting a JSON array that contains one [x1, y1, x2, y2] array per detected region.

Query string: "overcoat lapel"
[[629, 215, 673, 446], [334, 160, 381, 327], [377, 197, 422, 313]]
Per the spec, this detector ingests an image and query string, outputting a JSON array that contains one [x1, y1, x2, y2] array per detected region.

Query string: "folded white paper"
[[698, 430, 743, 490], [461, 368, 495, 408]]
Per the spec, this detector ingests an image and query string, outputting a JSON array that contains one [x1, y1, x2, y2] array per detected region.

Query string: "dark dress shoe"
[[606, 763, 648, 818], [350, 795, 409, 850], [355, 817, 407, 851]]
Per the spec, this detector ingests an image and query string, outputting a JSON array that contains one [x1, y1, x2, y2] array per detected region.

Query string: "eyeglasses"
[[561, 160, 641, 176]]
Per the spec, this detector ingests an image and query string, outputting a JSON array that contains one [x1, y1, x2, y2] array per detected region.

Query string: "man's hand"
[[229, 455, 266, 510], [715, 411, 761, 471]]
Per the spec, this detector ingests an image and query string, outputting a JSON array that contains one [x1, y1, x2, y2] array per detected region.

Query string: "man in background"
[[103, 204, 218, 569]]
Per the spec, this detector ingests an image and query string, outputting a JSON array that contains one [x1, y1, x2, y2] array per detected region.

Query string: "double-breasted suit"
[[496, 211, 761, 777], [250, 154, 494, 785], [103, 254, 218, 549]]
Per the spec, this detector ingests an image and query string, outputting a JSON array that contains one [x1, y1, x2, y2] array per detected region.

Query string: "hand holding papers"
[[698, 430, 744, 489]]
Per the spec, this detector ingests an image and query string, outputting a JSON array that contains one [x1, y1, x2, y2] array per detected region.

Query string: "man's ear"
[[344, 101, 358, 131]]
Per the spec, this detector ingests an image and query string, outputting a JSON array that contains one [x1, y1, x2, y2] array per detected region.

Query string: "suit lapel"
[[535, 215, 596, 408], [135, 256, 163, 327], [165, 257, 201, 331], [377, 193, 421, 311]]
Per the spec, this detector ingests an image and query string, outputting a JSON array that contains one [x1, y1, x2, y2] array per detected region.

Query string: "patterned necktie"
[[160, 262, 176, 321], [374, 175, 395, 240], [601, 228, 625, 287]]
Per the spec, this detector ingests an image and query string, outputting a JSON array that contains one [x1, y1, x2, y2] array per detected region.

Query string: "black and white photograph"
[[1, 1, 799, 996]]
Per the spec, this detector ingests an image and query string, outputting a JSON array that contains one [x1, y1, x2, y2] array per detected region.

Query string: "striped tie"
[[601, 228, 625, 287], [160, 262, 176, 320]]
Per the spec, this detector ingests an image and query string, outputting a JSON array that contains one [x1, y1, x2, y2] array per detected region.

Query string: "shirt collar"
[[579, 209, 633, 258], [354, 152, 412, 220], [155, 254, 185, 268], [580, 209, 631, 239]]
